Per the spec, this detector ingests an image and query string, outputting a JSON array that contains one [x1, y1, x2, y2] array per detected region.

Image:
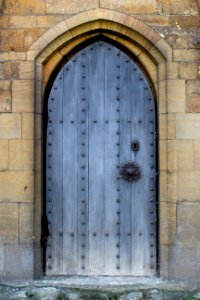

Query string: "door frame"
[[31, 9, 174, 278]]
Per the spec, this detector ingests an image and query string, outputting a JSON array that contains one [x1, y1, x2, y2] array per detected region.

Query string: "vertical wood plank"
[[130, 65, 145, 275], [88, 42, 105, 274], [62, 58, 78, 274], [104, 45, 119, 275], [118, 52, 132, 275], [46, 68, 63, 274]]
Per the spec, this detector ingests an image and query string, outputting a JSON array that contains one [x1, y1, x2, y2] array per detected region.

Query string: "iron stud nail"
[[48, 188, 52, 191], [138, 119, 142, 123], [82, 266, 85, 270], [116, 154, 120, 157], [48, 255, 52, 258], [48, 165, 52, 168], [82, 222, 86, 225], [93, 233, 96, 236], [82, 233, 86, 236], [90, 47, 94, 50], [54, 87, 58, 90], [82, 64, 86, 68], [81, 212, 85, 215], [116, 87, 120, 90], [81, 166, 85, 169], [116, 131, 120, 135], [70, 233, 74, 237], [82, 143, 85, 146], [81, 188, 85, 191], [105, 120, 109, 123], [148, 97, 151, 101], [139, 233, 142, 236], [60, 120, 63, 123], [105, 233, 109, 237], [81, 244, 85, 248], [51, 98, 54, 101], [59, 232, 63, 237], [81, 97, 85, 101], [116, 97, 120, 101], [82, 109, 86, 112], [116, 199, 120, 203], [117, 53, 120, 56], [139, 77, 143, 81], [116, 109, 120, 112], [117, 211, 120, 215], [82, 132, 86, 135], [127, 233, 131, 236], [116, 76, 120, 79], [81, 177, 85, 180], [81, 255, 85, 259], [81, 121, 85, 124], [116, 254, 120, 258], [48, 210, 51, 214], [48, 265, 52, 269], [81, 200, 85, 203], [48, 199, 52, 203], [116, 244, 120, 248], [116, 65, 120, 68], [116, 266, 120, 269], [48, 154, 52, 157], [116, 222, 120, 225], [93, 120, 97, 123], [151, 255, 154, 258]]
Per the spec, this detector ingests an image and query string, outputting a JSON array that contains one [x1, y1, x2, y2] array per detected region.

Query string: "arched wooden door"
[[46, 41, 157, 276]]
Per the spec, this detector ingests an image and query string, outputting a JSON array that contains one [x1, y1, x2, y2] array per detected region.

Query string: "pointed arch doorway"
[[45, 40, 157, 276]]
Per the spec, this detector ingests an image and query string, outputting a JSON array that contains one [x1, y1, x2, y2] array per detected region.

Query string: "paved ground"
[[0, 276, 200, 299]]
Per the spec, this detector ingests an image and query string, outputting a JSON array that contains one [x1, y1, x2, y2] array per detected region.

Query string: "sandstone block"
[[0, 171, 34, 202], [0, 80, 11, 112], [160, 202, 176, 245], [0, 51, 26, 61], [159, 62, 179, 81], [3, 0, 46, 14], [22, 113, 34, 139], [177, 202, 200, 248], [158, 0, 199, 14], [176, 113, 200, 139], [177, 140, 193, 170], [24, 28, 46, 50], [186, 79, 200, 94], [46, 0, 98, 14], [10, 16, 37, 28], [0, 30, 25, 51], [100, 0, 158, 13], [177, 171, 200, 201], [9, 139, 34, 171], [186, 94, 200, 112], [194, 141, 200, 170], [174, 49, 200, 62], [167, 80, 185, 113], [19, 203, 33, 243], [0, 140, 8, 171], [0, 203, 18, 243], [179, 62, 200, 80], [19, 61, 34, 80], [36, 16, 66, 28], [12, 80, 34, 113], [170, 16, 200, 28], [0, 114, 21, 139], [159, 171, 177, 202], [189, 28, 200, 49], [159, 141, 167, 170], [158, 81, 167, 113], [2, 62, 20, 79]]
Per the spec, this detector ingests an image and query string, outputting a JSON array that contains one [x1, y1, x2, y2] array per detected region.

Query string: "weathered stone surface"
[[19, 203, 33, 243], [177, 202, 200, 248], [0, 171, 34, 202], [158, 0, 199, 14], [177, 170, 200, 201], [0, 140, 8, 171], [194, 141, 200, 170], [179, 62, 200, 79], [0, 203, 18, 243], [2, 62, 20, 79], [160, 202, 176, 245], [0, 80, 11, 112], [0, 30, 25, 51], [189, 28, 200, 48], [167, 80, 185, 113], [36, 15, 66, 28], [22, 113, 34, 139], [0, 114, 21, 139], [9, 139, 34, 171], [12, 80, 34, 113], [19, 62, 34, 80], [119, 291, 143, 300], [46, 0, 99, 14], [9, 16, 37, 28], [100, 0, 158, 13], [186, 79, 200, 94], [186, 94, 200, 112], [176, 113, 200, 139], [26, 287, 61, 300], [174, 49, 200, 61], [3, 0, 46, 14]]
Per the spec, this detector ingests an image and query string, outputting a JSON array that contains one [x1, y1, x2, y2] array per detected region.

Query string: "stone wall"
[[0, 0, 199, 280]]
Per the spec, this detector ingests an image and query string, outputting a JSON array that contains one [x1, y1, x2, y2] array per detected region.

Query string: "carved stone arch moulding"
[[31, 8, 173, 278]]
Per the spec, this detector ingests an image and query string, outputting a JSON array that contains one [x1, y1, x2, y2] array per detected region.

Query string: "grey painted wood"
[[46, 68, 64, 274], [46, 41, 157, 276], [88, 42, 105, 274]]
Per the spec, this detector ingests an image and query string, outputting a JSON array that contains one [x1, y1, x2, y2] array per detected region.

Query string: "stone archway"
[[30, 8, 173, 277]]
